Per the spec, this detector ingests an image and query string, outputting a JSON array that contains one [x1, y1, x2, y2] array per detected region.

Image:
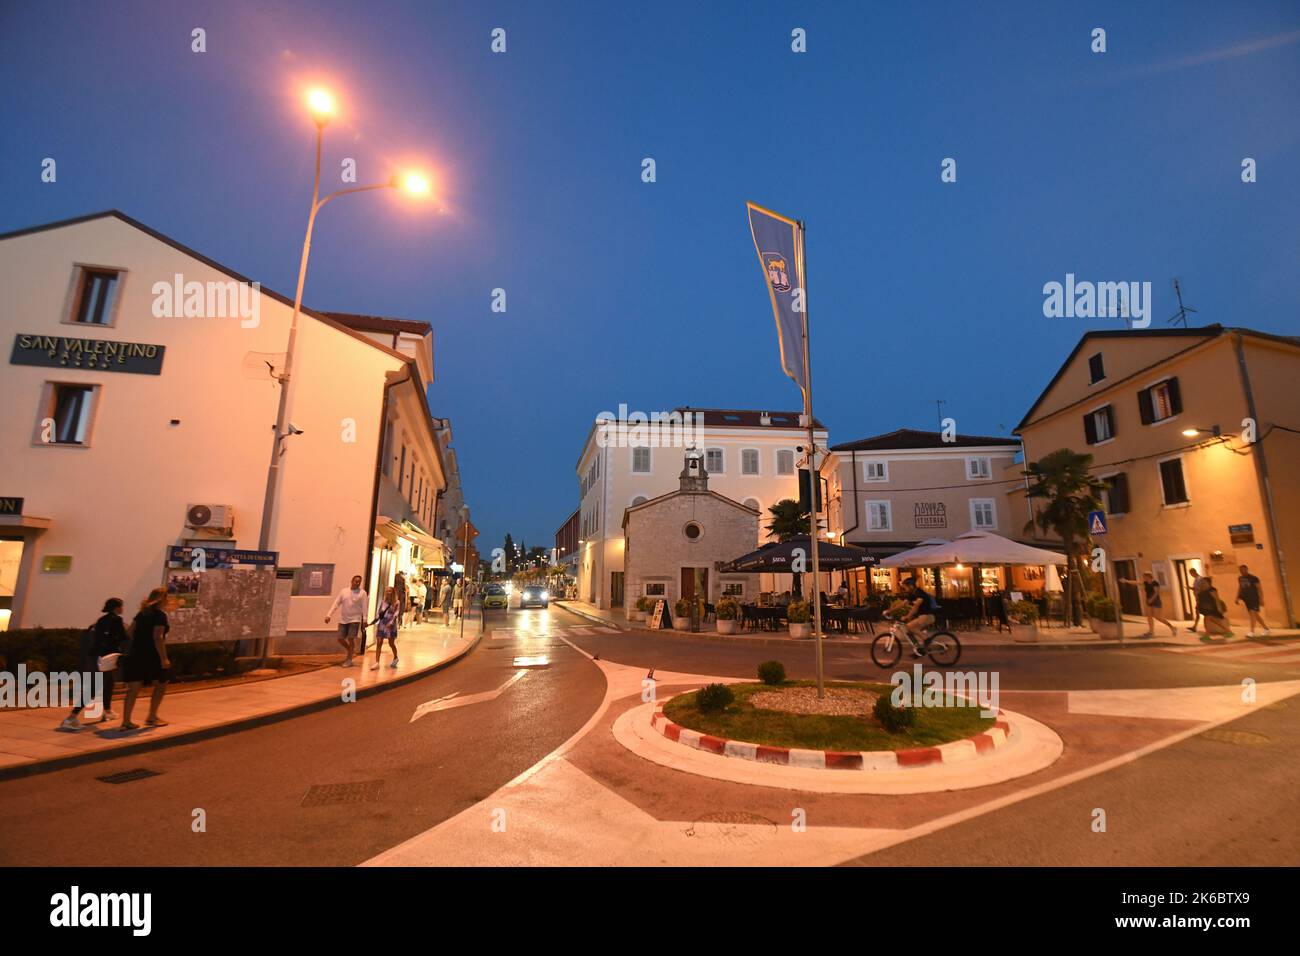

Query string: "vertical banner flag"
[[746, 202, 807, 399]]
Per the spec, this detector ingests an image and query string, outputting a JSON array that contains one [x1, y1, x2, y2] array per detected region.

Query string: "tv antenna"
[[1166, 278, 1198, 328]]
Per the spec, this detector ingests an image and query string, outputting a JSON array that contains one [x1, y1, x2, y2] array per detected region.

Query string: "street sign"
[[1087, 510, 1108, 535]]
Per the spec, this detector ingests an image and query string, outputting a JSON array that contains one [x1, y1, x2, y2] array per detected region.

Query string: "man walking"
[[1236, 564, 1269, 637], [325, 574, 368, 666], [1186, 567, 1212, 633]]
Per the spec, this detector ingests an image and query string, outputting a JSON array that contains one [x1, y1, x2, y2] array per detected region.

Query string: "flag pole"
[[798, 220, 825, 699]]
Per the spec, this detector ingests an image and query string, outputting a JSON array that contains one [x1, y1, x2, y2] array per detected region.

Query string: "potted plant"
[[633, 596, 649, 622], [673, 597, 694, 630], [786, 599, 811, 638], [1008, 600, 1040, 642], [716, 598, 739, 634], [1086, 594, 1121, 638]]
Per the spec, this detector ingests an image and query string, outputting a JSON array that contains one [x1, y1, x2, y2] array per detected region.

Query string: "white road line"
[[409, 669, 527, 723]]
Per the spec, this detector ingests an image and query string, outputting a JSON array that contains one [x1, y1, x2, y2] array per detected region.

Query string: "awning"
[[880, 531, 1066, 568], [722, 536, 877, 573]]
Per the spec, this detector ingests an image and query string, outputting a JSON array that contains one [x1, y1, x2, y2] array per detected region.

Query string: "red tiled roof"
[[831, 428, 1019, 451]]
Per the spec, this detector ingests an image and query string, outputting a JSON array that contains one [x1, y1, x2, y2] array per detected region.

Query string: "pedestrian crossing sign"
[[1088, 510, 1108, 535]]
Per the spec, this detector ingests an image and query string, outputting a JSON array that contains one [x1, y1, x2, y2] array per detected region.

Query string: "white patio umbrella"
[[882, 530, 1065, 568]]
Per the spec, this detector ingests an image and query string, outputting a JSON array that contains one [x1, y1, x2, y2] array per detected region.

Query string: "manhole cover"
[[1199, 729, 1270, 748], [301, 780, 385, 807], [685, 811, 780, 846], [97, 768, 161, 784], [695, 811, 777, 827]]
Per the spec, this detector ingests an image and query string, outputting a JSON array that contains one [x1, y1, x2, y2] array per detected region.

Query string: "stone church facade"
[[622, 450, 760, 608]]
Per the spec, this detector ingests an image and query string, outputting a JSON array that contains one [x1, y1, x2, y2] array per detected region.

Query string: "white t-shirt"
[[328, 587, 369, 624]]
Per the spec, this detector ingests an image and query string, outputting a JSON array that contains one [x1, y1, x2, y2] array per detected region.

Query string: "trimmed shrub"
[[716, 598, 739, 621], [1008, 600, 1040, 624], [872, 694, 916, 733], [695, 683, 735, 714], [1085, 594, 1117, 621], [786, 600, 810, 623], [756, 660, 786, 685]]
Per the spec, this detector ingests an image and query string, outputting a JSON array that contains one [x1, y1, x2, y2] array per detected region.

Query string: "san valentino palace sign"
[[11, 334, 165, 375]]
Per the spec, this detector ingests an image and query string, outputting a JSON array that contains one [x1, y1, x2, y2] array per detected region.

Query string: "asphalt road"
[[561, 625, 1300, 690], [0, 606, 604, 866]]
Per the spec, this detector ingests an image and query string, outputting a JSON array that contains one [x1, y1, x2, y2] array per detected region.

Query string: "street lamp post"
[[257, 88, 431, 553]]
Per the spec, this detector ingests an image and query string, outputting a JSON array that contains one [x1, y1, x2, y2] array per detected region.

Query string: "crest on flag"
[[763, 253, 791, 292]]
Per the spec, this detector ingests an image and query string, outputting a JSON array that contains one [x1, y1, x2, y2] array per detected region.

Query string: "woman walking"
[[120, 588, 171, 730], [61, 597, 129, 729], [368, 586, 401, 670], [393, 572, 408, 630], [1118, 572, 1178, 638]]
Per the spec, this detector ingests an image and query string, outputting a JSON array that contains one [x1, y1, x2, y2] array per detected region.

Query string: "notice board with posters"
[[164, 547, 278, 644]]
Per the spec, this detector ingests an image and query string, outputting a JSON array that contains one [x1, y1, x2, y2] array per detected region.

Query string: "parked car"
[[482, 583, 509, 610], [520, 585, 549, 609]]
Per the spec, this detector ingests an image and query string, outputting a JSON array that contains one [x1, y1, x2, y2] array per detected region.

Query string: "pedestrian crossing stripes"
[[1161, 640, 1300, 665]]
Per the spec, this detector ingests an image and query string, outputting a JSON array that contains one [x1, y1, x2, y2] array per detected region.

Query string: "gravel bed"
[[748, 686, 879, 716]]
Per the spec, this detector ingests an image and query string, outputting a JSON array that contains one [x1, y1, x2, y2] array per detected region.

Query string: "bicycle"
[[870, 616, 962, 668]]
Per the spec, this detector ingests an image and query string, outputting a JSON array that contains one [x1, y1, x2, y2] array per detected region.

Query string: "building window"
[[684, 522, 703, 541], [69, 268, 121, 326], [776, 449, 795, 475], [645, 581, 667, 597], [1139, 377, 1182, 425], [40, 383, 98, 445], [722, 581, 745, 597], [705, 448, 724, 473], [631, 447, 651, 473], [866, 500, 892, 531], [741, 448, 760, 475], [398, 445, 407, 493], [381, 421, 393, 476], [630, 495, 648, 507], [970, 498, 996, 529], [1084, 405, 1115, 444], [864, 460, 888, 482], [1088, 353, 1105, 384], [966, 457, 991, 480], [1102, 473, 1130, 514], [743, 497, 760, 513], [1158, 457, 1189, 505]]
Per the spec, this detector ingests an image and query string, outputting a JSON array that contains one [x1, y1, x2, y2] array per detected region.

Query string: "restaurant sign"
[[0, 497, 23, 515], [11, 333, 165, 375], [914, 502, 947, 529]]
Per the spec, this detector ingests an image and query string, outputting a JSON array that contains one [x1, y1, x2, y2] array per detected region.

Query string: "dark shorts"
[[337, 621, 361, 639], [1242, 597, 1261, 612]]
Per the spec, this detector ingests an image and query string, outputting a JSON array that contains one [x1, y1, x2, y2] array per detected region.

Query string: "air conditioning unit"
[[186, 504, 234, 532]]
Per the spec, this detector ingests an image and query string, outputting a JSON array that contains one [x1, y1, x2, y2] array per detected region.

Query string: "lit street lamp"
[[257, 87, 432, 551]]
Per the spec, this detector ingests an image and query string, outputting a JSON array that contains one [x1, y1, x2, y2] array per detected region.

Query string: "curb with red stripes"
[[649, 701, 1013, 771]]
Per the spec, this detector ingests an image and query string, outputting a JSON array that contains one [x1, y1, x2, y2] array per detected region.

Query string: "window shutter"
[[1166, 377, 1182, 415], [1111, 473, 1130, 513], [1083, 412, 1098, 445], [1138, 387, 1154, 425]]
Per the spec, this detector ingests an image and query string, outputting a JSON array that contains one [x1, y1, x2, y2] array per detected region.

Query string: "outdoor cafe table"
[[742, 605, 785, 631]]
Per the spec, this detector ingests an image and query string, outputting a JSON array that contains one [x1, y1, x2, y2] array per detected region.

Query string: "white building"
[[573, 407, 827, 610], [0, 211, 454, 649]]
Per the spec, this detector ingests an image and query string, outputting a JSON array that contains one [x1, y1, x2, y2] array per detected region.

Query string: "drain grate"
[[1199, 729, 1270, 748], [300, 780, 385, 807], [97, 768, 161, 784]]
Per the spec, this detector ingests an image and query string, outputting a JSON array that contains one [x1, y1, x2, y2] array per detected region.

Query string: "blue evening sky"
[[2, 0, 1298, 550]]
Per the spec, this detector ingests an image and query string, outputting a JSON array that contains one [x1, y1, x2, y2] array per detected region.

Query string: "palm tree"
[[767, 498, 811, 596], [1023, 448, 1106, 625]]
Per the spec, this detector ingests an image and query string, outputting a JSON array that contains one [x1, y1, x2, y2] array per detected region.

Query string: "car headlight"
[[541, 590, 549, 600]]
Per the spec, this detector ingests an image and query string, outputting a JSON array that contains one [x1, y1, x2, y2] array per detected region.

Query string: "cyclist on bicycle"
[[898, 576, 937, 637]]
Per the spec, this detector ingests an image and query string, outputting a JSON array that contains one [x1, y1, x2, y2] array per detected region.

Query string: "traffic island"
[[654, 681, 1006, 770], [613, 681, 1064, 794]]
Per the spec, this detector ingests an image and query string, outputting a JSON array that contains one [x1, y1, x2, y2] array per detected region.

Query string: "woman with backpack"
[[1196, 576, 1234, 642], [60, 597, 129, 730], [368, 586, 401, 670], [120, 587, 172, 730]]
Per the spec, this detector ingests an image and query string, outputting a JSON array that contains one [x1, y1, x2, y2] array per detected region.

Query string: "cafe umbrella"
[[722, 536, 877, 573]]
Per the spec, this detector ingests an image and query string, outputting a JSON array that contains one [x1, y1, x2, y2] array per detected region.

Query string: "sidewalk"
[[0, 614, 482, 779], [556, 600, 1299, 649]]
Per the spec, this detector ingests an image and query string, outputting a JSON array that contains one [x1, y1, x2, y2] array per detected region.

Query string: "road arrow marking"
[[409, 669, 527, 723]]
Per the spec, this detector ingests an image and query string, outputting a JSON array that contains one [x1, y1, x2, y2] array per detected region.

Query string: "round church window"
[[684, 522, 702, 541]]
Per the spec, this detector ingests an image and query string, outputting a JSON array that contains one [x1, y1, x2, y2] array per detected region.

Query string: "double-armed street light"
[[257, 87, 433, 552]]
